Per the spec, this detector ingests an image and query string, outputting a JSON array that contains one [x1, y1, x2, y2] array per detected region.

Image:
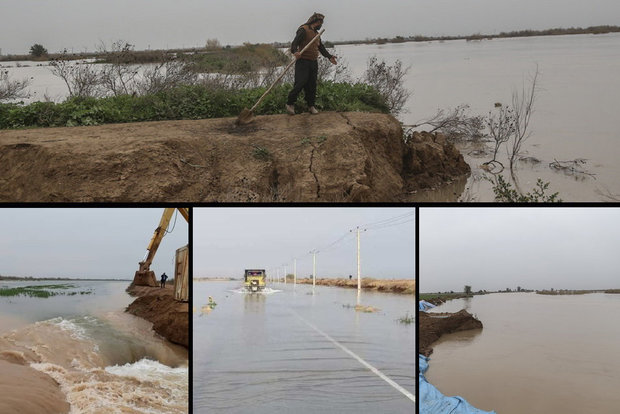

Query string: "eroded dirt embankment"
[[0, 112, 469, 202], [297, 278, 414, 294], [126, 285, 188, 348], [0, 357, 70, 414], [420, 309, 483, 356]]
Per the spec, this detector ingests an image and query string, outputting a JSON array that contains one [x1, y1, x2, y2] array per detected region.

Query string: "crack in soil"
[[309, 145, 321, 199], [339, 113, 356, 129]]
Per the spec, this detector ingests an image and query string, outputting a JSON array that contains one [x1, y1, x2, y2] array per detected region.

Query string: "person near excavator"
[[286, 12, 337, 115], [160, 272, 168, 288]]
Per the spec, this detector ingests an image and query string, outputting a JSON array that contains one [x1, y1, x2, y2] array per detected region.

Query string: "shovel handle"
[[250, 29, 325, 113]]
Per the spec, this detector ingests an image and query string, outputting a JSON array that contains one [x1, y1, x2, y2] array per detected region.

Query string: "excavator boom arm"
[[133, 207, 189, 286]]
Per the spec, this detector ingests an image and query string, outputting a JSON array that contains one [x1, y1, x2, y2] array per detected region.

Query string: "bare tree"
[[509, 67, 539, 172], [411, 104, 485, 142], [317, 55, 352, 83], [134, 60, 197, 95], [97, 40, 139, 96], [484, 104, 515, 173], [49, 50, 103, 98], [362, 56, 411, 114], [0, 70, 30, 101], [205, 39, 221, 51]]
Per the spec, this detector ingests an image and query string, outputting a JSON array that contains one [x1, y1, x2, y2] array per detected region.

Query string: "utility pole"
[[283, 264, 287, 285], [276, 268, 280, 284], [350, 226, 367, 292], [293, 258, 297, 289], [310, 249, 318, 289]]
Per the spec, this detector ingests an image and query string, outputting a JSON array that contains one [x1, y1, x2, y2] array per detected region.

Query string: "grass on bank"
[[0, 82, 388, 129], [419, 292, 473, 303]]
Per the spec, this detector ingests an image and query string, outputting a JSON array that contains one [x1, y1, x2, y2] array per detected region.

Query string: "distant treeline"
[[2, 25, 618, 63], [0, 276, 131, 281], [535, 289, 620, 295], [327, 25, 620, 46]]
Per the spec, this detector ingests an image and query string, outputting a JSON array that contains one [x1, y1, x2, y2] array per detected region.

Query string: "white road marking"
[[290, 309, 416, 403]]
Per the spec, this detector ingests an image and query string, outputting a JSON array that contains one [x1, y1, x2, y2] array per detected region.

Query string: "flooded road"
[[426, 292, 620, 413], [193, 280, 415, 413]]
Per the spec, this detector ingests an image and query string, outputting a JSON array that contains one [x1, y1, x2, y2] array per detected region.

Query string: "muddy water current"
[[193, 280, 415, 413], [0, 280, 188, 413], [426, 292, 620, 414]]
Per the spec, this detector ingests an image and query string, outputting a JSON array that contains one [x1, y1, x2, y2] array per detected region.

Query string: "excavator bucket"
[[132, 269, 158, 287]]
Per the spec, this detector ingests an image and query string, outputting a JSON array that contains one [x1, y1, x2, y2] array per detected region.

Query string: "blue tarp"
[[419, 354, 496, 414], [419, 300, 437, 312]]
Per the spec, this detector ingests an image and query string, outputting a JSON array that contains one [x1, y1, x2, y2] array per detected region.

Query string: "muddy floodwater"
[[426, 292, 620, 414], [0, 280, 188, 413], [6, 34, 620, 201], [193, 280, 415, 413], [340, 33, 620, 201]]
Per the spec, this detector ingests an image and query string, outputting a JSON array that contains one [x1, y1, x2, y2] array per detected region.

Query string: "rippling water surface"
[[193, 280, 415, 413]]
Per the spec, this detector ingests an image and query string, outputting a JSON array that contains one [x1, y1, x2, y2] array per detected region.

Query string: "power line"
[[367, 217, 415, 231], [360, 211, 414, 229]]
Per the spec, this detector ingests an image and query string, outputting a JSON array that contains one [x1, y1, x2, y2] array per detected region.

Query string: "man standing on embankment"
[[286, 12, 337, 115]]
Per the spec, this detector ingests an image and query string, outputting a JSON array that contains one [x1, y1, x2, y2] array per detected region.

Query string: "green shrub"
[[0, 82, 389, 130]]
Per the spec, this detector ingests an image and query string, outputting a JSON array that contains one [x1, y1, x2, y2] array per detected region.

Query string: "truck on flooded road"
[[244, 269, 266, 292]]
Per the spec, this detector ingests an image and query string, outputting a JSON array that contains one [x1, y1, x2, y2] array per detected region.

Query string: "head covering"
[[305, 12, 325, 25]]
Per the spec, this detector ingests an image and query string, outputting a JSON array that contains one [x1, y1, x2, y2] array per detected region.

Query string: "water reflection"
[[462, 295, 472, 311], [243, 291, 266, 314]]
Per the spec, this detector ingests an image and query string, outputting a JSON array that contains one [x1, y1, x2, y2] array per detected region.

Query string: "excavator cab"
[[244, 269, 266, 292]]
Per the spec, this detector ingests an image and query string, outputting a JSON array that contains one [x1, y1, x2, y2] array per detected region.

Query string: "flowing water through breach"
[[0, 280, 188, 413]]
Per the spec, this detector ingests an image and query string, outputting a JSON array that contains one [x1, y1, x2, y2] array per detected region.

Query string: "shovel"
[[236, 29, 325, 125]]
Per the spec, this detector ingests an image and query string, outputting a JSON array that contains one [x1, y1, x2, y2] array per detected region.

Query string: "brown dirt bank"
[[0, 359, 70, 414], [126, 285, 188, 348], [419, 309, 483, 356], [0, 112, 469, 202], [297, 278, 414, 294]]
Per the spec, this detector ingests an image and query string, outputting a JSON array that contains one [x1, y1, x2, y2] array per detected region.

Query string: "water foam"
[[230, 287, 282, 294], [15, 316, 188, 413]]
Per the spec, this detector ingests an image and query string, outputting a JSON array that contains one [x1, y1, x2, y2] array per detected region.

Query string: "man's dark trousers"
[[287, 59, 318, 107]]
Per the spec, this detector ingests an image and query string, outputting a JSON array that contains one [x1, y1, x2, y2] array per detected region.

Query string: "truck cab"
[[244, 269, 266, 292]]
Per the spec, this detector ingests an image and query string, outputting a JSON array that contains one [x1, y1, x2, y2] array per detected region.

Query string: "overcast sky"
[[420, 208, 620, 293], [0, 208, 188, 279], [1, 1, 619, 54], [193, 207, 414, 280]]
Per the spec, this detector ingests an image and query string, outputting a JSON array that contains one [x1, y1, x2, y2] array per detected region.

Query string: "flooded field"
[[193, 280, 415, 413], [0, 280, 188, 413], [5, 34, 619, 200], [339, 33, 620, 201], [426, 292, 620, 413]]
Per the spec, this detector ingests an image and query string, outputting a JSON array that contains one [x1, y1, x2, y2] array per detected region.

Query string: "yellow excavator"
[[133, 208, 189, 301]]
